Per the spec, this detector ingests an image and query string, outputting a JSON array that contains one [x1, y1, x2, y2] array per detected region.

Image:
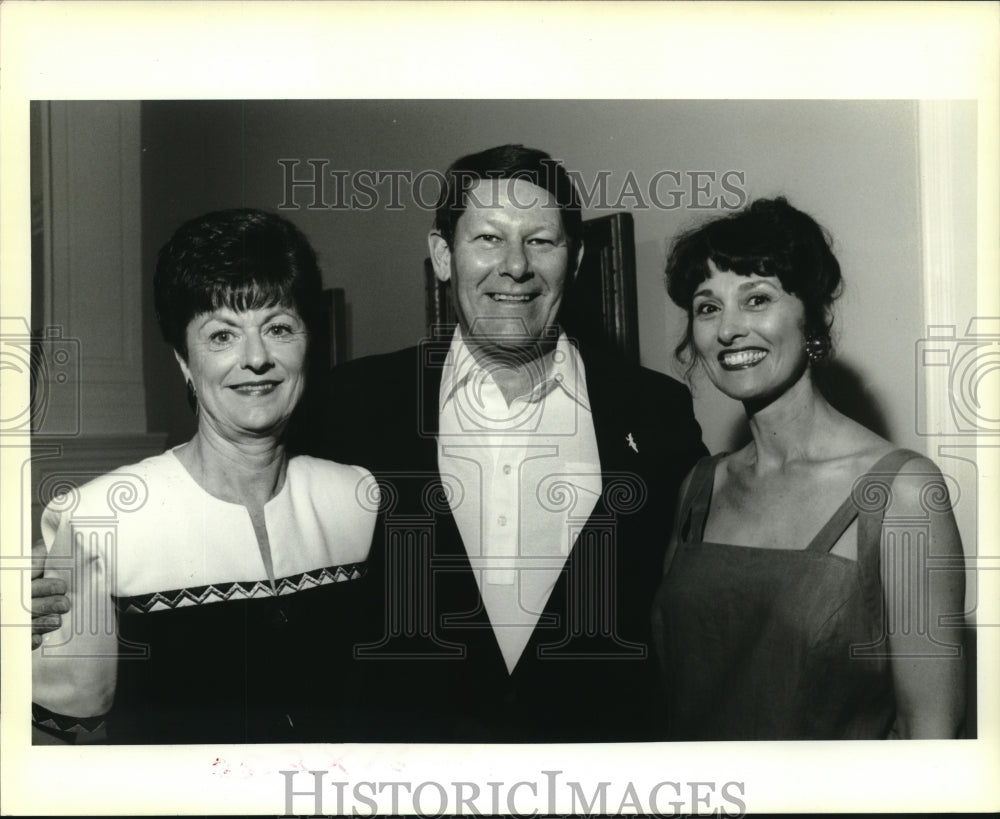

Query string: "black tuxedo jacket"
[[301, 339, 706, 742]]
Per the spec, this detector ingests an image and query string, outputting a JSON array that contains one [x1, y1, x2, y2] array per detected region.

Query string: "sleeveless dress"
[[651, 449, 920, 740]]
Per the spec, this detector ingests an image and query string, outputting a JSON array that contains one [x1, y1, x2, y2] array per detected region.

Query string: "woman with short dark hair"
[[652, 197, 966, 740], [32, 209, 377, 744]]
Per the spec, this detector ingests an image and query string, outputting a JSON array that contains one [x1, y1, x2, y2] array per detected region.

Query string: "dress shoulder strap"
[[805, 448, 925, 554], [855, 448, 927, 538], [862, 447, 926, 481], [678, 453, 726, 545], [854, 449, 927, 612]]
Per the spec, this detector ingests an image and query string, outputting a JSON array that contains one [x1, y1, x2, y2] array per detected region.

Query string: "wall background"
[[139, 100, 972, 459]]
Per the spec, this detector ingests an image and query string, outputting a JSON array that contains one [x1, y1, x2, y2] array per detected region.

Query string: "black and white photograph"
[[1, 2, 997, 816]]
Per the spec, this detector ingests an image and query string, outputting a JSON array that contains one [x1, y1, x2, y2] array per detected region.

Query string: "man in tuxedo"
[[312, 144, 706, 741]]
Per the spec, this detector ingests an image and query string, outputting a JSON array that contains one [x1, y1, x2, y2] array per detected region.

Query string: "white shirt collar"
[[439, 327, 591, 413]]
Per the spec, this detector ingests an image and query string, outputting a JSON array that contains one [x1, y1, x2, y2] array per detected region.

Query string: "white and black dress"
[[32, 450, 377, 744]]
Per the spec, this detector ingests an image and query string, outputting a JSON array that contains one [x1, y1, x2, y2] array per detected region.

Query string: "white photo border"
[[1, 2, 997, 815]]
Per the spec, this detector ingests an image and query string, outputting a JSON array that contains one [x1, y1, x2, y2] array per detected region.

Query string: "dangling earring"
[[805, 335, 829, 364], [185, 379, 199, 415]]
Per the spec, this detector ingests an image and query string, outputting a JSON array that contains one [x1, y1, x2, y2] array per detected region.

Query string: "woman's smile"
[[228, 379, 283, 396], [718, 348, 768, 370]]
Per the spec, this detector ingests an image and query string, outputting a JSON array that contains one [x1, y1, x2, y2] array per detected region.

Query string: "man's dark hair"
[[433, 144, 583, 254]]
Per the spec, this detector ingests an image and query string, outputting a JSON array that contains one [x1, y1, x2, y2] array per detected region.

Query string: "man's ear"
[[570, 240, 585, 280], [427, 231, 452, 283], [174, 348, 192, 383]]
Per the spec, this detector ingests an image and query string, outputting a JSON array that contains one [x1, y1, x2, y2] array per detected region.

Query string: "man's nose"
[[499, 243, 531, 281], [241, 331, 274, 371]]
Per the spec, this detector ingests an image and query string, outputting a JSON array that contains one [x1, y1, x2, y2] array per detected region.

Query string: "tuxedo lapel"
[[412, 342, 462, 562], [416, 342, 443, 440], [512, 347, 645, 675], [585, 353, 632, 475], [411, 344, 508, 669]]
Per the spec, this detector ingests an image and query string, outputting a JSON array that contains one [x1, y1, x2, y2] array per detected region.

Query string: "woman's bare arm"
[[882, 456, 967, 738]]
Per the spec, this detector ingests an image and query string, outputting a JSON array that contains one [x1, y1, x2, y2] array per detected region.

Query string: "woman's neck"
[[176, 427, 287, 508], [742, 370, 838, 473]]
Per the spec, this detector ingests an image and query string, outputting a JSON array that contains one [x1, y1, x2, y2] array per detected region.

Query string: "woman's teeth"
[[232, 383, 278, 395], [720, 350, 767, 369]]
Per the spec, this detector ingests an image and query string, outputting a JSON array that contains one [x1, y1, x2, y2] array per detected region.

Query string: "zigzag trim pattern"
[[32, 702, 108, 735], [112, 562, 366, 614]]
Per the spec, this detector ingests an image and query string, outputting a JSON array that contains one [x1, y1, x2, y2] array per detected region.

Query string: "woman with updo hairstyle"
[[651, 197, 966, 739], [32, 209, 377, 744]]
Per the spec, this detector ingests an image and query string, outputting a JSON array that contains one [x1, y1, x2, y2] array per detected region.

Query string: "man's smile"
[[487, 292, 538, 303]]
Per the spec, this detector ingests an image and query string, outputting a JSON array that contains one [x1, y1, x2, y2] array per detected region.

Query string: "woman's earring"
[[805, 335, 829, 364], [185, 379, 199, 414]]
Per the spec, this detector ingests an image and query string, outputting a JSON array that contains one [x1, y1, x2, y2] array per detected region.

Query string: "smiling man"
[[427, 166, 581, 404], [311, 145, 707, 742]]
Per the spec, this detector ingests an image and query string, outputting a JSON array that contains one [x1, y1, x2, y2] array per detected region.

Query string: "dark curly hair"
[[665, 197, 842, 371], [154, 208, 323, 359], [433, 144, 583, 256]]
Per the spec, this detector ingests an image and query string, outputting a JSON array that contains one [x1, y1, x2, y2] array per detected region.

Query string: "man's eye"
[[476, 234, 500, 243]]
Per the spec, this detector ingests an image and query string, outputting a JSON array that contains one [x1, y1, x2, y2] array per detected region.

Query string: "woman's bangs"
[[207, 275, 293, 315]]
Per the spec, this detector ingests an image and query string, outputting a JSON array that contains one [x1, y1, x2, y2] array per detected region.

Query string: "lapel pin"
[[626, 433, 638, 453]]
